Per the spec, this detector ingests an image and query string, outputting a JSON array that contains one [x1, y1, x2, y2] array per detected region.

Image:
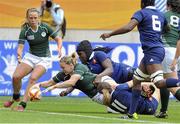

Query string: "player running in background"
[[155, 0, 180, 118], [3, 8, 62, 112], [40, 0, 66, 39], [100, 0, 180, 119]]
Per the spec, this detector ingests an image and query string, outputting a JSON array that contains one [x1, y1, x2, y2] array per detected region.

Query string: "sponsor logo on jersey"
[[41, 32, 46, 37], [27, 35, 34, 40], [150, 58, 154, 62]]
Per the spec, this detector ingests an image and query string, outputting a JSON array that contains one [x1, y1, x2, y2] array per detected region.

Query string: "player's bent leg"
[[4, 63, 32, 108], [123, 68, 148, 119], [14, 65, 46, 111], [152, 70, 180, 88]]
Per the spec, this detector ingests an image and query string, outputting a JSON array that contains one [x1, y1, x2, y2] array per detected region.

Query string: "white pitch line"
[[26, 110, 171, 124], [0, 108, 175, 124]]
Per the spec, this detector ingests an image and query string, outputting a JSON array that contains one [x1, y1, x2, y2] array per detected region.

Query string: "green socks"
[[160, 88, 170, 112]]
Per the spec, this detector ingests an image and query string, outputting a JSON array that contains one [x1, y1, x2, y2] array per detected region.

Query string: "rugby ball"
[[29, 86, 41, 101]]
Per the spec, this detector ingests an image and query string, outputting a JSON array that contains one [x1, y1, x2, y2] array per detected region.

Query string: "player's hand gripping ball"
[[29, 86, 41, 101]]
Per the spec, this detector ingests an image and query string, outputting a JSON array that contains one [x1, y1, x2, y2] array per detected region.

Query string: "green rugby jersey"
[[18, 23, 58, 57], [162, 11, 180, 47], [53, 63, 98, 98]]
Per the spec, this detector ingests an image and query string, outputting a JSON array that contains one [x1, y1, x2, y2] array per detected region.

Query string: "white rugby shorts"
[[162, 47, 177, 73], [21, 53, 52, 71]]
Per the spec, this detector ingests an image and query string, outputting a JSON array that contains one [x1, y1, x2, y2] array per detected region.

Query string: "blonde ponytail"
[[71, 52, 78, 65], [60, 52, 78, 65], [102, 89, 111, 106]]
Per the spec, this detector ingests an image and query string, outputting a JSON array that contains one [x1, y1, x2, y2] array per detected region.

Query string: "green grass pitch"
[[0, 96, 179, 123]]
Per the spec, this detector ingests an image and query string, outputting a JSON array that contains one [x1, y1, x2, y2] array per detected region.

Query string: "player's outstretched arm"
[[59, 87, 74, 97], [17, 44, 24, 63], [54, 36, 63, 58], [100, 19, 138, 40], [42, 74, 80, 93]]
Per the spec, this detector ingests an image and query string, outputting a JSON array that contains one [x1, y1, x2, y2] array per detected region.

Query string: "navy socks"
[[166, 78, 180, 88], [128, 89, 141, 115]]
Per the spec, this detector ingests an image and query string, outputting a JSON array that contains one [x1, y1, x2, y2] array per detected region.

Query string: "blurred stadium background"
[[0, 0, 142, 97], [0, 0, 179, 123]]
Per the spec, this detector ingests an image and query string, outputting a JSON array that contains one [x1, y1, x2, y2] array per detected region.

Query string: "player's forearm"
[[55, 37, 62, 56], [39, 80, 55, 88], [17, 44, 24, 58], [55, 37, 62, 49], [57, 38, 62, 50], [45, 82, 73, 92], [100, 68, 113, 77], [65, 87, 74, 94], [109, 25, 132, 36], [54, 81, 75, 89], [175, 40, 180, 59], [109, 20, 137, 37]]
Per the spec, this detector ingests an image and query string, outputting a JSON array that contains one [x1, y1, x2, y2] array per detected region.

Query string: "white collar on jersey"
[[30, 26, 39, 33], [89, 51, 95, 60], [30, 24, 40, 33], [145, 6, 156, 10]]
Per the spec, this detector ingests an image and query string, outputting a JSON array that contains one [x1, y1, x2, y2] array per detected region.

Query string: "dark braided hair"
[[141, 0, 155, 9], [167, 0, 180, 13], [76, 40, 113, 60]]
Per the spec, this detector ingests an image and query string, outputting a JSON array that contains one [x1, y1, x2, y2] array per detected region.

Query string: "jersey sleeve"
[[94, 51, 109, 63], [18, 29, 26, 44], [131, 10, 143, 23], [45, 24, 58, 39], [52, 72, 70, 83]]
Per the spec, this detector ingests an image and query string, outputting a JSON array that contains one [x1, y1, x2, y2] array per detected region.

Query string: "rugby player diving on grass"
[[30, 54, 179, 115]]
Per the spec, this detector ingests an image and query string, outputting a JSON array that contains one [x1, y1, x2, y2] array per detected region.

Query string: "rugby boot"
[[155, 111, 168, 118], [4, 98, 20, 108]]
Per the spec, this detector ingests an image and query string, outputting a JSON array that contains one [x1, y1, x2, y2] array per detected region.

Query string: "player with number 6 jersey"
[[100, 0, 180, 119]]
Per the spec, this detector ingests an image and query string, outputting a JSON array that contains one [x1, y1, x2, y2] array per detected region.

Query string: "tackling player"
[[76, 40, 135, 84]]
